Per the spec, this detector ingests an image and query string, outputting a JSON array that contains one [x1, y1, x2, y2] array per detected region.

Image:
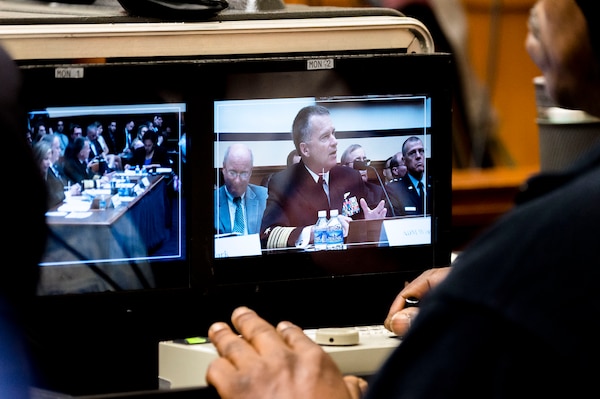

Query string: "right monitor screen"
[[191, 53, 453, 295]]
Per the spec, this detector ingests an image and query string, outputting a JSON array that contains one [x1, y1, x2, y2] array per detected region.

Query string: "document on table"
[[65, 212, 93, 219], [58, 201, 92, 213]]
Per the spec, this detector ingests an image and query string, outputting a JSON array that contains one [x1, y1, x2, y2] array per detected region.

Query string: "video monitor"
[[185, 52, 453, 330], [200, 54, 452, 298], [27, 103, 186, 295], [18, 51, 453, 395]]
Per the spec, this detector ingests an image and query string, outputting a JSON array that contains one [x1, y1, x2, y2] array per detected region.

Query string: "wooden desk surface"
[[452, 165, 539, 191]]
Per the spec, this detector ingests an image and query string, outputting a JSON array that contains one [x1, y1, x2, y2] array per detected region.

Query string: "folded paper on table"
[[64, 211, 93, 219], [383, 216, 431, 246], [58, 201, 92, 213], [214, 233, 262, 258]]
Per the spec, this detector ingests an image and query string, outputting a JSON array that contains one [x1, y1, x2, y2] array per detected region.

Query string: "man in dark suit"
[[388, 136, 431, 216], [340, 143, 387, 212], [215, 143, 268, 235], [260, 105, 387, 249]]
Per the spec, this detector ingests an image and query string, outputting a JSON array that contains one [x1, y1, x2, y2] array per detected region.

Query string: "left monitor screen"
[[27, 103, 186, 295]]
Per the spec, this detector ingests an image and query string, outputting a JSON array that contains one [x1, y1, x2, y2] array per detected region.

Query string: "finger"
[[392, 267, 450, 310], [208, 320, 241, 359], [230, 306, 288, 358], [276, 321, 339, 367], [206, 321, 244, 393], [276, 320, 317, 350], [343, 375, 368, 399], [339, 217, 350, 238], [208, 310, 271, 373], [359, 198, 369, 213], [383, 268, 450, 331], [387, 308, 420, 337]]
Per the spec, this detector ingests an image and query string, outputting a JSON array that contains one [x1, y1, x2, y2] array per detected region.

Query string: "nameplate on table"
[[383, 216, 431, 246], [111, 195, 122, 208], [214, 233, 262, 258]]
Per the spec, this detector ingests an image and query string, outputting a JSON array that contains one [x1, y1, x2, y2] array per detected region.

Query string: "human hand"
[[207, 306, 355, 399], [103, 171, 116, 179], [343, 375, 369, 399], [360, 198, 387, 219], [339, 214, 351, 237], [69, 183, 82, 196], [384, 266, 451, 336]]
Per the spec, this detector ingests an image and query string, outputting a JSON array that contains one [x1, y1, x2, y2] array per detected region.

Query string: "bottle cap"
[[318, 210, 327, 217], [330, 209, 339, 217]]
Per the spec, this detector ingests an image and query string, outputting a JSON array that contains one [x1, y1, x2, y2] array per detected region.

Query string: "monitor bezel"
[[19, 51, 452, 396]]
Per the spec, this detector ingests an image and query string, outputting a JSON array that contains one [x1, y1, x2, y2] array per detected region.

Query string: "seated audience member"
[[104, 120, 120, 155], [125, 129, 170, 170], [136, 123, 150, 142], [387, 136, 431, 216], [53, 119, 69, 157], [63, 136, 96, 184], [32, 121, 48, 143], [93, 121, 122, 171], [389, 151, 407, 182], [205, 2, 600, 398], [382, 156, 394, 184], [131, 137, 144, 151], [1, 43, 48, 399], [260, 105, 387, 249], [39, 134, 67, 186], [32, 140, 65, 210], [286, 148, 301, 166], [25, 130, 33, 147], [68, 123, 83, 143], [215, 143, 268, 235], [38, 134, 81, 207], [84, 122, 110, 175], [152, 114, 167, 146], [119, 119, 136, 158], [340, 143, 386, 211]]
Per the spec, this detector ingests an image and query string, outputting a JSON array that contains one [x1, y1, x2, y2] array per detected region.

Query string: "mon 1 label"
[[55, 68, 84, 79]]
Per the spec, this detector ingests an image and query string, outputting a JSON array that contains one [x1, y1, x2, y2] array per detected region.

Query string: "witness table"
[[42, 174, 170, 264]]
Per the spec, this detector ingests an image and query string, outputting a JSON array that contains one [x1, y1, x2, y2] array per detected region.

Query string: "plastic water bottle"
[[314, 210, 328, 251], [98, 195, 107, 211], [326, 209, 344, 250], [135, 165, 141, 175]]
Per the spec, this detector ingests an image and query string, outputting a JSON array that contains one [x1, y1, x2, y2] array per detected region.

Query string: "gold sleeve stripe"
[[266, 226, 295, 249]]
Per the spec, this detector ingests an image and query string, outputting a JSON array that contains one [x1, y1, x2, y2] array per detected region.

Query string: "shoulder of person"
[[248, 183, 268, 197], [214, 185, 226, 199], [366, 180, 383, 191], [270, 162, 303, 185], [327, 165, 360, 182], [386, 178, 406, 192]]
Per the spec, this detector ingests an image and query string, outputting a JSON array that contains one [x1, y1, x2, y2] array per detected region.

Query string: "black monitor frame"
[[19, 51, 453, 396]]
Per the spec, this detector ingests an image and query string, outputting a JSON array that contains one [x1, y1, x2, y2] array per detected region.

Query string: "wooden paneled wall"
[[461, 0, 539, 167]]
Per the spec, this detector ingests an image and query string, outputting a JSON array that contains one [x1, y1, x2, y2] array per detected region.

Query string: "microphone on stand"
[[353, 160, 396, 217]]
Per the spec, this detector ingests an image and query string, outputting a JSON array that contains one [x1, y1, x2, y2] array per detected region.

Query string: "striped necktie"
[[232, 197, 245, 234]]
